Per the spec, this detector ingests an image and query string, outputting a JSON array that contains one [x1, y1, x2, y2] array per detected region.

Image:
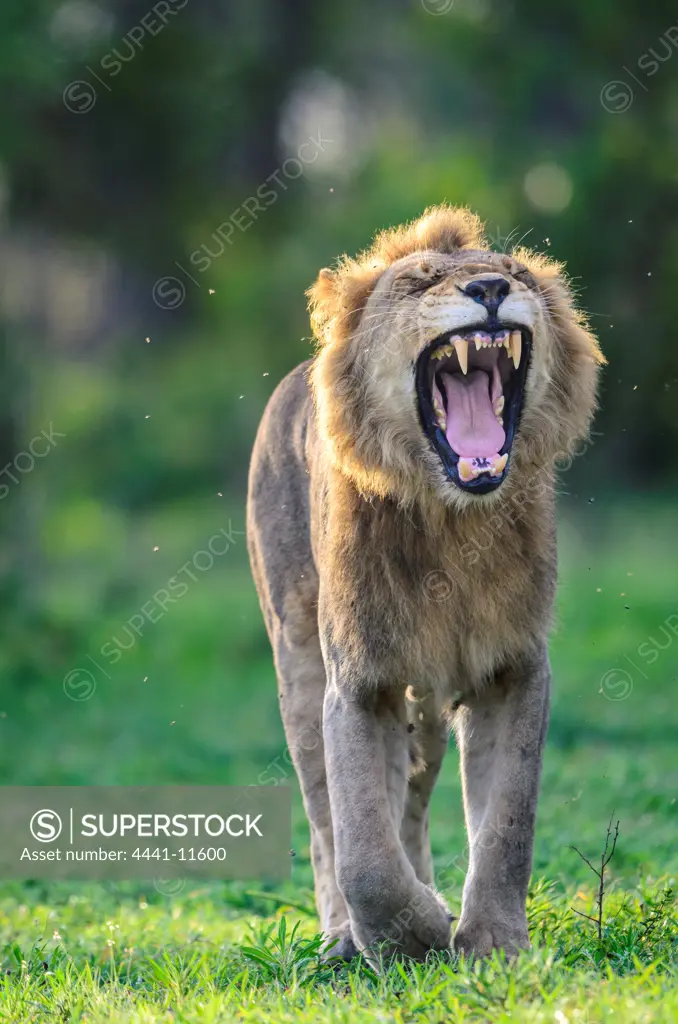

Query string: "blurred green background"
[[0, 0, 676, 892]]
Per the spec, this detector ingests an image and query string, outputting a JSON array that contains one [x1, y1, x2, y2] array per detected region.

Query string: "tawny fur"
[[247, 204, 604, 964]]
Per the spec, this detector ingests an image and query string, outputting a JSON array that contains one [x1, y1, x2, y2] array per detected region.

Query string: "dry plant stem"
[[570, 813, 620, 943]]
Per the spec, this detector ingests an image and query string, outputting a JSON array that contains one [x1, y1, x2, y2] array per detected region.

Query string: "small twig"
[[571, 909, 598, 925], [570, 813, 620, 943], [569, 848, 601, 879]]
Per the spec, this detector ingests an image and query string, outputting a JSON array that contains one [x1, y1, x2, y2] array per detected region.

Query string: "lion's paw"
[[355, 882, 452, 963], [453, 917, 529, 960], [321, 922, 358, 962]]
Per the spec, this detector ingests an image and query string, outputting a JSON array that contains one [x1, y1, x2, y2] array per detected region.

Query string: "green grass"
[[0, 882, 676, 1022], [0, 498, 677, 1021]]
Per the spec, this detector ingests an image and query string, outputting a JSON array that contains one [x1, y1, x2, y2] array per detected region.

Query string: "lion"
[[246, 205, 604, 962]]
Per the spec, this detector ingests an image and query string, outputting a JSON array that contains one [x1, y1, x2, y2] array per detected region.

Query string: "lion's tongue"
[[439, 370, 505, 458]]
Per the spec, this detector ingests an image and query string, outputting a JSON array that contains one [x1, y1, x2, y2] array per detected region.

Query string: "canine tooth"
[[453, 337, 468, 375], [489, 453, 508, 476], [510, 330, 522, 369], [458, 458, 475, 482]]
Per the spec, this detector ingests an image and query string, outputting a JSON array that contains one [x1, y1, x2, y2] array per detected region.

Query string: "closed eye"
[[512, 268, 537, 289], [394, 273, 444, 298]]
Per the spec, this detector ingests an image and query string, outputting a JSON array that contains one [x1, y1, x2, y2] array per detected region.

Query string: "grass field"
[[0, 498, 676, 1022]]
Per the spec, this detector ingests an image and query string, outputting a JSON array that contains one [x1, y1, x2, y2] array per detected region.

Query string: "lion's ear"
[[307, 267, 340, 345], [307, 259, 384, 346]]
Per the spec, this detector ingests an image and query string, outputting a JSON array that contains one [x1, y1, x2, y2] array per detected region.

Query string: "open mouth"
[[416, 323, 532, 493]]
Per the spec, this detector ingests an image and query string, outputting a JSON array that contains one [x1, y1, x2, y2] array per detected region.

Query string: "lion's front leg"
[[322, 679, 451, 963], [453, 650, 550, 959]]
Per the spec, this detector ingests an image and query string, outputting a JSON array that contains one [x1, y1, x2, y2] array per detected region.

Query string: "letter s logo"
[[30, 809, 63, 842]]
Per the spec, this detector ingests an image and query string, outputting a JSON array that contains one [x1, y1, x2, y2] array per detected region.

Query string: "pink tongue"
[[439, 370, 505, 457]]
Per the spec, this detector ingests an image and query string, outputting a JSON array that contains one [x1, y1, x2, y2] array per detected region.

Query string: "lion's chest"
[[393, 529, 554, 689], [413, 574, 528, 686], [330, 498, 556, 691]]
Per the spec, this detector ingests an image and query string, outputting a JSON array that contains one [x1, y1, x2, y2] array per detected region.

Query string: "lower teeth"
[[458, 453, 508, 482]]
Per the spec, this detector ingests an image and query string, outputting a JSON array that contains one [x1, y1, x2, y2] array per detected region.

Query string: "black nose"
[[464, 276, 511, 315]]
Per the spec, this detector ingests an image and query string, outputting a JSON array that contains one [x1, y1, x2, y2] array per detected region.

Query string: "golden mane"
[[308, 205, 485, 345], [306, 204, 605, 509]]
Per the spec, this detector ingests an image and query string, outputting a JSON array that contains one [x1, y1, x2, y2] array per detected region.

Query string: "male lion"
[[247, 205, 604, 961]]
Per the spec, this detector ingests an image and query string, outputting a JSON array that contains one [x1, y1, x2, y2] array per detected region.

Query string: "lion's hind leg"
[[401, 688, 450, 887]]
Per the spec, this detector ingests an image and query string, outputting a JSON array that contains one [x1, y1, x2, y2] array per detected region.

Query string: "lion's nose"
[[464, 276, 511, 316]]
